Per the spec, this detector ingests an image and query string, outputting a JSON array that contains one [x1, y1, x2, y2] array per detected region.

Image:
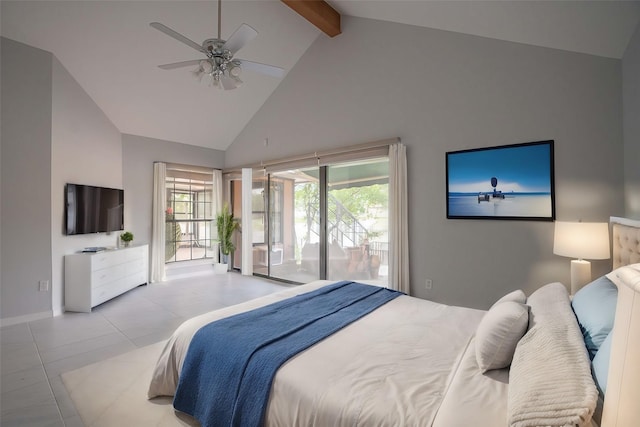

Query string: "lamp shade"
[[553, 221, 610, 260]]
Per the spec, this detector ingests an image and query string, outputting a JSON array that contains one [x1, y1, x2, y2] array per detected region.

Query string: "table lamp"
[[553, 221, 610, 294]]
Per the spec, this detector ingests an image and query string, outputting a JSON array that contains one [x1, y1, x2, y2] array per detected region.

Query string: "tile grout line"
[[98, 292, 183, 348], [36, 325, 131, 366], [27, 321, 67, 426]]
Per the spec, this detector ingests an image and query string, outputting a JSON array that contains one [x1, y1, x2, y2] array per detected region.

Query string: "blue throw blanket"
[[173, 281, 402, 427]]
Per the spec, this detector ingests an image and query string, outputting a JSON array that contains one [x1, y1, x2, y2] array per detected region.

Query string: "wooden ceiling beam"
[[281, 0, 341, 38]]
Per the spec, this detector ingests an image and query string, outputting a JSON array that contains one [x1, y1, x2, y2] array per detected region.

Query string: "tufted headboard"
[[610, 216, 640, 269], [600, 217, 640, 427]]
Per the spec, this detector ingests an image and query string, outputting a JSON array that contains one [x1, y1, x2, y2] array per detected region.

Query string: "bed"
[[148, 216, 640, 427]]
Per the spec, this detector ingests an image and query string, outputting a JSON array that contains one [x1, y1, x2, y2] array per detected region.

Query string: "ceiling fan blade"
[[237, 59, 285, 79], [222, 23, 258, 54], [150, 22, 204, 53], [158, 60, 202, 70]]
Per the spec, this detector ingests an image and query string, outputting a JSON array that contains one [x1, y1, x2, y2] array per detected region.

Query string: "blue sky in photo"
[[447, 143, 552, 193]]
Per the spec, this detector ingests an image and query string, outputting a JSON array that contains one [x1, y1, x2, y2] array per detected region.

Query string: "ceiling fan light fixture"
[[200, 59, 214, 74], [192, 66, 204, 81], [210, 74, 222, 90], [229, 63, 242, 78]]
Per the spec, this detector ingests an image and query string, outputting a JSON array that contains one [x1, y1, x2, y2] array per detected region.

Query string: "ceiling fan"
[[150, 0, 285, 90]]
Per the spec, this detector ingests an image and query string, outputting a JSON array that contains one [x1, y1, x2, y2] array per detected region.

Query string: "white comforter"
[[148, 280, 508, 426]]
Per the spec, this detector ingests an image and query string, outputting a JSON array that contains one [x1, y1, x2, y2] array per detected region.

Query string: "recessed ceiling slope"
[[0, 1, 320, 150], [2, 1, 639, 151], [331, 0, 640, 59]]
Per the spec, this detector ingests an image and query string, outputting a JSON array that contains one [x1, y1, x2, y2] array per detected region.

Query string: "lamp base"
[[571, 259, 592, 294]]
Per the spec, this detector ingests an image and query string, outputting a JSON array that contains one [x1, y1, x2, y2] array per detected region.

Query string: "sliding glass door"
[[250, 176, 268, 276], [269, 169, 320, 283], [230, 157, 389, 285], [240, 169, 320, 283], [326, 160, 389, 283]]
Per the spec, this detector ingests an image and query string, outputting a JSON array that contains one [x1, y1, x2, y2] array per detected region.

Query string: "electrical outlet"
[[425, 279, 433, 290], [39, 280, 49, 292]]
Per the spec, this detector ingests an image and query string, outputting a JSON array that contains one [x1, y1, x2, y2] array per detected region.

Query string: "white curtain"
[[150, 162, 166, 283], [389, 143, 410, 294], [212, 169, 223, 263], [241, 168, 253, 275]]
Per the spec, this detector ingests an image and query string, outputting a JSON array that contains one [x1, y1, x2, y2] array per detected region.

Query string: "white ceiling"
[[2, 1, 639, 151]]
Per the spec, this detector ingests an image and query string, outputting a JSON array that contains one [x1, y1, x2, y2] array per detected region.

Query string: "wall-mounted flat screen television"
[[446, 140, 555, 221], [65, 184, 124, 235]]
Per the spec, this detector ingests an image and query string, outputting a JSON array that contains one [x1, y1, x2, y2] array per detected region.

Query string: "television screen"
[[446, 140, 555, 221], [65, 184, 124, 235]]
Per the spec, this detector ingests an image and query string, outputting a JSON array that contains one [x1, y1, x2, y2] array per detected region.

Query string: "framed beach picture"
[[446, 140, 555, 221]]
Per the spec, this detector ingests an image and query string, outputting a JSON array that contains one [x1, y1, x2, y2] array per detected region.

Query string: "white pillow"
[[475, 301, 529, 372], [490, 289, 526, 309]]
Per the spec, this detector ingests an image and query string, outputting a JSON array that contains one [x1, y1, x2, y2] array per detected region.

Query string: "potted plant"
[[215, 202, 239, 271], [120, 231, 134, 247]]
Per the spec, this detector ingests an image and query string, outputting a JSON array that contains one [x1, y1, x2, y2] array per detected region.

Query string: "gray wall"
[[623, 22, 640, 219], [51, 57, 123, 315], [1, 37, 122, 322], [122, 134, 225, 255], [0, 37, 226, 323], [225, 16, 624, 308], [1, 38, 54, 320]]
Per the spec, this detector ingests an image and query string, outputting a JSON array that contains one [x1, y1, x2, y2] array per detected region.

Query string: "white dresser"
[[64, 245, 148, 312]]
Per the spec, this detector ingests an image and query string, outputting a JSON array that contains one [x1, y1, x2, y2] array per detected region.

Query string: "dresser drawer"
[[90, 263, 127, 288], [91, 271, 147, 307], [91, 246, 144, 271]]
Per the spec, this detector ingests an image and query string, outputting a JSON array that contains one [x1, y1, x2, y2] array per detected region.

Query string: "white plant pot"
[[213, 263, 228, 274]]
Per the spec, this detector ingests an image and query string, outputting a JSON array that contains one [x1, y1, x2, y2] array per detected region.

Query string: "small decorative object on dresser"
[[120, 231, 134, 247]]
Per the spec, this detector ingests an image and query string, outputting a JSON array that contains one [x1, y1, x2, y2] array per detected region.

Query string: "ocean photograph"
[[446, 142, 554, 219]]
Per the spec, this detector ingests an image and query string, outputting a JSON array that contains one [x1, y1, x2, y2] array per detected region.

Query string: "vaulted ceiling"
[[2, 1, 639, 151]]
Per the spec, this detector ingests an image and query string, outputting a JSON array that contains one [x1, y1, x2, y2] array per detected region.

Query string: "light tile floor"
[[1, 263, 290, 426]]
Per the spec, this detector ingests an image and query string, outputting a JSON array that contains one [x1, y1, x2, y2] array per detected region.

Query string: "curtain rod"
[[223, 137, 399, 174], [154, 161, 221, 174]]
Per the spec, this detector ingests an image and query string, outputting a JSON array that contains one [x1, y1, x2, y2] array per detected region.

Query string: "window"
[[165, 167, 216, 263], [250, 180, 283, 245]]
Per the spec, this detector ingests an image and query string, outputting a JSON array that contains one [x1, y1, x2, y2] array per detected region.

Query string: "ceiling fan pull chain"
[[217, 0, 222, 40]]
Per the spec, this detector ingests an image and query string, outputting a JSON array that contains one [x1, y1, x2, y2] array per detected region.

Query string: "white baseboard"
[[0, 310, 53, 327]]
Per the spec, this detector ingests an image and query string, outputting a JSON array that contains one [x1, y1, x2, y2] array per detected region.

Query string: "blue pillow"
[[571, 275, 618, 359], [592, 332, 613, 395]]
